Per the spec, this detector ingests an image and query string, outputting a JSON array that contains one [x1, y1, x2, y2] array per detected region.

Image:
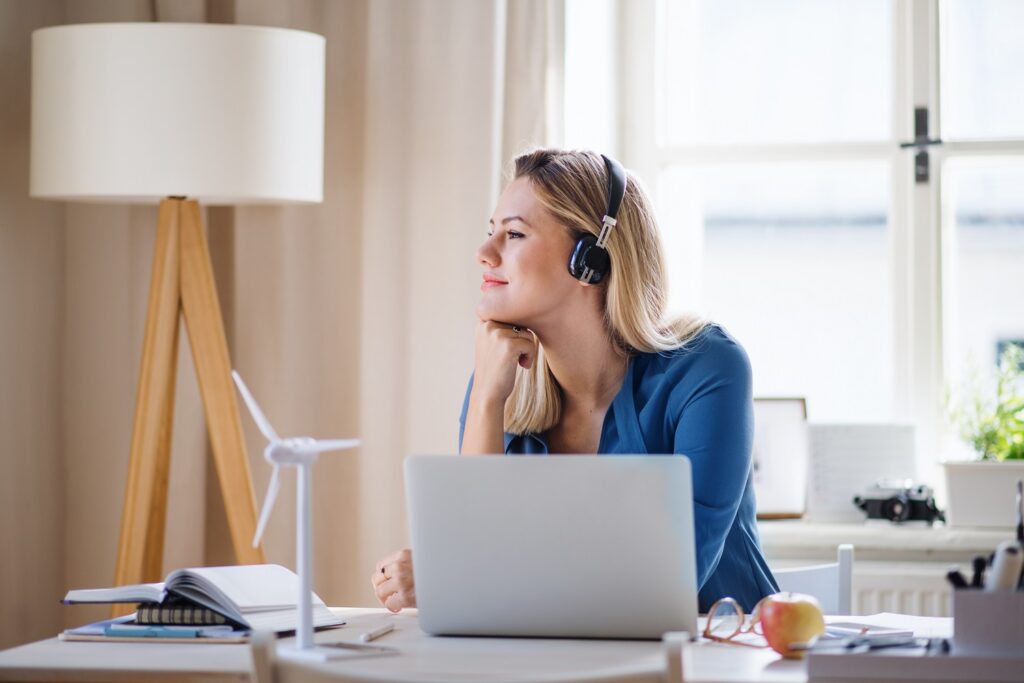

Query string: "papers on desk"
[[825, 612, 952, 639], [60, 613, 397, 657], [61, 615, 251, 644]]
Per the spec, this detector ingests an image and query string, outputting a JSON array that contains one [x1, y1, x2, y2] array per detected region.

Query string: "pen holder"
[[952, 589, 1024, 657]]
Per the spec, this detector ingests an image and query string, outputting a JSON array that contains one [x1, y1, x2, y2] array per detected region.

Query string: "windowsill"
[[757, 519, 1010, 562]]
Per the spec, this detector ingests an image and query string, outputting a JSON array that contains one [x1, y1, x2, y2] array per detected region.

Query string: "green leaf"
[[946, 344, 1024, 461]]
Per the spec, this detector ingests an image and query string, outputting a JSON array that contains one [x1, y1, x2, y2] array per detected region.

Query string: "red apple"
[[758, 592, 826, 659]]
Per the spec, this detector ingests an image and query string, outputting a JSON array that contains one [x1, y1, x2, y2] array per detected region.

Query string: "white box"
[[952, 589, 1024, 657]]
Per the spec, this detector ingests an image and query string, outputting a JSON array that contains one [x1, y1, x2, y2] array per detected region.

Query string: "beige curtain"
[[0, 0, 561, 648], [0, 0, 68, 647], [355, 0, 564, 604]]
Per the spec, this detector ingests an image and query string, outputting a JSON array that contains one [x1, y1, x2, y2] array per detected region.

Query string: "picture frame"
[[751, 397, 809, 519]]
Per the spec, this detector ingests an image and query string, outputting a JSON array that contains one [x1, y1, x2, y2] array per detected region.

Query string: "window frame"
[[604, 0, 1024, 482]]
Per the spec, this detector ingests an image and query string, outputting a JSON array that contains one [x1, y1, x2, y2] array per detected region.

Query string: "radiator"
[[852, 563, 953, 617], [758, 520, 1004, 618]]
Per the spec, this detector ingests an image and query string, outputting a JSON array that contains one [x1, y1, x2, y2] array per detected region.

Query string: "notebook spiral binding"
[[135, 601, 230, 626]]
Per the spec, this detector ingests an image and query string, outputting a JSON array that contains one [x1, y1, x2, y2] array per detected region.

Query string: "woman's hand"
[[371, 549, 416, 613], [472, 320, 538, 407], [460, 320, 537, 455]]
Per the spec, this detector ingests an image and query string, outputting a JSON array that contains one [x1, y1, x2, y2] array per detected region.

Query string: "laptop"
[[405, 455, 698, 639]]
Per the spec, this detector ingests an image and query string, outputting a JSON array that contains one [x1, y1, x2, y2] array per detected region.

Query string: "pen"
[[1015, 480, 1023, 588], [926, 637, 950, 655], [1016, 480, 1023, 545], [791, 635, 919, 653], [970, 555, 987, 588], [360, 622, 394, 643], [945, 566, 968, 590], [845, 635, 918, 651]]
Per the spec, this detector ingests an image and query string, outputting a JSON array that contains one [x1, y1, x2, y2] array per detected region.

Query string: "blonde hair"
[[504, 149, 708, 435]]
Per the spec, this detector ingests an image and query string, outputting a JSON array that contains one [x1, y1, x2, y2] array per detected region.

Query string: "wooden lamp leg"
[[179, 200, 264, 566], [113, 198, 264, 610], [114, 199, 182, 592]]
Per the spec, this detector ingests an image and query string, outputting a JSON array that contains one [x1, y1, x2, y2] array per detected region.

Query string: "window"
[[941, 0, 1024, 140], [943, 161, 1024, 390], [565, 0, 1024, 472], [939, 0, 1024, 460], [659, 160, 893, 421], [657, 0, 892, 146]]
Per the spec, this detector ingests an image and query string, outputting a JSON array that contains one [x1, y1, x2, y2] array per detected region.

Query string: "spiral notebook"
[[136, 598, 231, 626]]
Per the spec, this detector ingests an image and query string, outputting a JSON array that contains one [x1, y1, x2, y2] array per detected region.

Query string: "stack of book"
[[61, 564, 344, 642]]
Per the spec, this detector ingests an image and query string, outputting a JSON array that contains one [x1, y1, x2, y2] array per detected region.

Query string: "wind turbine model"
[[232, 370, 359, 660]]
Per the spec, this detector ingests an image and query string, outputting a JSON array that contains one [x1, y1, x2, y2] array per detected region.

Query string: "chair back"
[[772, 544, 853, 615]]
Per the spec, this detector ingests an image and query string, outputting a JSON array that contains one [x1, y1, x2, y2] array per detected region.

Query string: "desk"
[[0, 608, 803, 683]]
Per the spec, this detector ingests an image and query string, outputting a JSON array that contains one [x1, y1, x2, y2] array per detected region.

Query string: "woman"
[[372, 149, 777, 613]]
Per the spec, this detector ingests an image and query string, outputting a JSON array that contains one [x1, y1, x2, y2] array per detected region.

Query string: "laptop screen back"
[[405, 455, 698, 639]]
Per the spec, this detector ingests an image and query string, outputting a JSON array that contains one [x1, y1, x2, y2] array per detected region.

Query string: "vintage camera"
[[853, 480, 945, 524]]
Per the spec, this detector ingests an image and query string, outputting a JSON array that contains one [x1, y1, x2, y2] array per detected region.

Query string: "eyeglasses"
[[702, 596, 769, 649]]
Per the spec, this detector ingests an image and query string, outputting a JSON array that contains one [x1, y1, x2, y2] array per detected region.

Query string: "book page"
[[244, 605, 344, 631], [170, 564, 327, 612], [63, 582, 166, 604]]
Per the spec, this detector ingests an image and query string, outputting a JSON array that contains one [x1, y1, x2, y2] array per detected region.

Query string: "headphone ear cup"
[[568, 235, 595, 280], [567, 235, 609, 284]]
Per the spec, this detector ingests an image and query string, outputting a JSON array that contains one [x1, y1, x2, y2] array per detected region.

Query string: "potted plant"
[[944, 344, 1024, 527]]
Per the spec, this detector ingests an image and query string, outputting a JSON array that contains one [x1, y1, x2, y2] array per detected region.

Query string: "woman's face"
[[476, 177, 581, 327]]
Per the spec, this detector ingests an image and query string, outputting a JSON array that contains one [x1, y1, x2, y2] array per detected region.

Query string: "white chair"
[[772, 544, 854, 615]]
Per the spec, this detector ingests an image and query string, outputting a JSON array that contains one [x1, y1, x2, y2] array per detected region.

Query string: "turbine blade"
[[251, 466, 281, 548], [232, 370, 280, 442], [307, 438, 361, 453]]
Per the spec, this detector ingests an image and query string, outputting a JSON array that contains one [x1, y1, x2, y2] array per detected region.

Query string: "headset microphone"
[[567, 154, 627, 285]]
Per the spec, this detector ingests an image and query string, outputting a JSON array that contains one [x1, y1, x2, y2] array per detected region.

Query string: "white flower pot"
[[943, 460, 1024, 528]]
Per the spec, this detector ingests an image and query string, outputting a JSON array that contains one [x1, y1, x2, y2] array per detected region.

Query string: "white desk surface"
[[0, 608, 804, 683]]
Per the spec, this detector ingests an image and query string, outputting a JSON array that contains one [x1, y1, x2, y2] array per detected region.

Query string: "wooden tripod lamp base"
[[113, 198, 265, 598]]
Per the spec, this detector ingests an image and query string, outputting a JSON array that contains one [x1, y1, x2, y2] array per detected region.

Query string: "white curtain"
[[220, 0, 564, 607], [355, 0, 560, 603]]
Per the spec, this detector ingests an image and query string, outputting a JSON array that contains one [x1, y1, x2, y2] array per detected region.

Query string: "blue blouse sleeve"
[[458, 374, 474, 454], [670, 334, 755, 590]]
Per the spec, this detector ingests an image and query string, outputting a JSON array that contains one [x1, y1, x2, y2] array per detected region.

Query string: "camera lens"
[[882, 495, 911, 522]]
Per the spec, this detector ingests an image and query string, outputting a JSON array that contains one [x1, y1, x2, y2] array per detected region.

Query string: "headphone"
[[567, 154, 627, 285]]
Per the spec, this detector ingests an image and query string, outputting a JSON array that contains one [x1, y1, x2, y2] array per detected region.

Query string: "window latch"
[[899, 107, 943, 183]]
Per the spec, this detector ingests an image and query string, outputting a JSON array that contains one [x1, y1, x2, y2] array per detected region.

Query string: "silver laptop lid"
[[405, 455, 698, 639]]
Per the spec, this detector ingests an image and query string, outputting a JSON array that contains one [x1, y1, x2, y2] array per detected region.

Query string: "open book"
[[62, 564, 344, 633]]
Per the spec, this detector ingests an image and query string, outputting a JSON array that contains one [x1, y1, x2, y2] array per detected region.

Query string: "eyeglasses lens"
[[708, 601, 742, 638]]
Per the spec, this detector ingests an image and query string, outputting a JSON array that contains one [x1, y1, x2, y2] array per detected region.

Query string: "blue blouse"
[[458, 324, 778, 612]]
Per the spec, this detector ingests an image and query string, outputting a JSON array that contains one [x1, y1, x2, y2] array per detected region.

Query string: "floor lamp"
[[30, 23, 326, 589]]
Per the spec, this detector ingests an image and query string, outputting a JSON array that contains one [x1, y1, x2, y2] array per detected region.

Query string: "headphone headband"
[[601, 154, 627, 224]]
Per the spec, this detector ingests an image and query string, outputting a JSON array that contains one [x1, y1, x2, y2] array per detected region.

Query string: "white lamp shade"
[[31, 23, 325, 205]]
